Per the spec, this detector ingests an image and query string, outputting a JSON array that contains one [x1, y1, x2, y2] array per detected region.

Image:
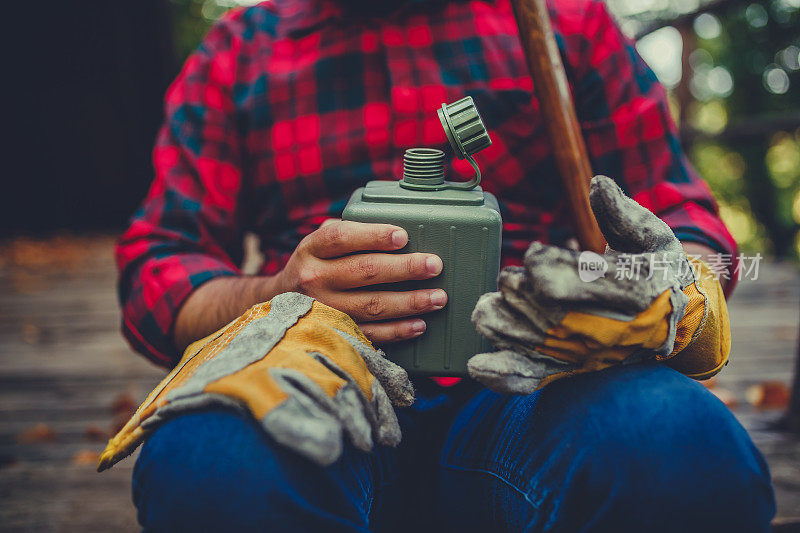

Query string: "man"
[[118, 0, 775, 529]]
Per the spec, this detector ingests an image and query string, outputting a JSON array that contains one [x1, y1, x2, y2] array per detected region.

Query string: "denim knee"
[[132, 410, 375, 532], [540, 363, 776, 531], [440, 362, 775, 531]]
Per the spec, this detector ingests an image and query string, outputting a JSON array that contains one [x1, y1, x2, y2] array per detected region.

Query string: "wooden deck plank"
[[1, 236, 799, 529]]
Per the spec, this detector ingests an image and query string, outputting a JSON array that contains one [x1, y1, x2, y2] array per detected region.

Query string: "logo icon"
[[578, 251, 608, 282]]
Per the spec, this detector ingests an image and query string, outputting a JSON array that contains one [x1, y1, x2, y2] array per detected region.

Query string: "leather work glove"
[[469, 175, 731, 394], [98, 292, 414, 470]]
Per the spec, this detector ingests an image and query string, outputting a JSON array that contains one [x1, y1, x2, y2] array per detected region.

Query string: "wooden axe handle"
[[509, 0, 606, 253]]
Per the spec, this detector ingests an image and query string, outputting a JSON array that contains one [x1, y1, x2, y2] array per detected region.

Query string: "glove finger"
[[589, 175, 682, 255], [263, 367, 345, 466], [524, 242, 658, 313], [370, 378, 403, 447], [332, 385, 375, 452], [472, 292, 547, 357], [496, 267, 559, 334], [467, 350, 577, 395], [306, 352, 375, 453], [333, 329, 415, 407], [307, 349, 402, 449]]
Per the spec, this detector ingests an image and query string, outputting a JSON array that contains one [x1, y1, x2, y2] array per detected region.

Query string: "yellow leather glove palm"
[[468, 176, 730, 393], [98, 292, 414, 470]]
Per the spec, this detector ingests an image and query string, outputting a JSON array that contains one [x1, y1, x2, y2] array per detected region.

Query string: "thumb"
[[320, 218, 340, 228], [589, 175, 681, 254]]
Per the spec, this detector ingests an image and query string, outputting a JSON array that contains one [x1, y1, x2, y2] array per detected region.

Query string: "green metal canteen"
[[343, 96, 502, 375]]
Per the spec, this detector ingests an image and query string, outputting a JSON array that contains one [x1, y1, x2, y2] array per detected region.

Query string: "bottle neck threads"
[[401, 148, 445, 190]]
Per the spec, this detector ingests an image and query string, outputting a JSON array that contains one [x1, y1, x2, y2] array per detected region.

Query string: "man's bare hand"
[[173, 220, 446, 352], [272, 220, 447, 343]]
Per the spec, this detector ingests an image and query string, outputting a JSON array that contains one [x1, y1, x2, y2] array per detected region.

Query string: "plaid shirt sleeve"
[[561, 1, 738, 285], [115, 12, 248, 367]]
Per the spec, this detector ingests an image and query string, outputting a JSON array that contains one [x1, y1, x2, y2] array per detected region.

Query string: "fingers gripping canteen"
[[343, 97, 502, 376]]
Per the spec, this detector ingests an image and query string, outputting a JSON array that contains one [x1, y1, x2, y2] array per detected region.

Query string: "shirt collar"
[[273, 0, 478, 38], [272, 0, 344, 37]]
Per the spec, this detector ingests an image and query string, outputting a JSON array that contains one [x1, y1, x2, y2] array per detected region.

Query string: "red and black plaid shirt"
[[116, 0, 737, 367]]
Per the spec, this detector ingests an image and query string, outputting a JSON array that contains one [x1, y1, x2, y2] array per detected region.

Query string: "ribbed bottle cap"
[[437, 96, 492, 160]]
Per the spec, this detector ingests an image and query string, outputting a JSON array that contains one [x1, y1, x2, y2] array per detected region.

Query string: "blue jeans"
[[132, 363, 775, 531]]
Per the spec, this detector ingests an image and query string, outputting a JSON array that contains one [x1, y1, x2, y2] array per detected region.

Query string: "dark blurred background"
[[4, 3, 172, 235]]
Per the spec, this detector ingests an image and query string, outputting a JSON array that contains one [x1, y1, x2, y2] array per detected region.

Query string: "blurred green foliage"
[[169, 0, 800, 258], [168, 0, 216, 62], [687, 1, 800, 258]]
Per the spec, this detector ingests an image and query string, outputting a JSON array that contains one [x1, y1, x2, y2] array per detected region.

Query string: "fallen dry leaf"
[[71, 450, 101, 466], [109, 392, 138, 435], [110, 414, 131, 436], [699, 376, 737, 407], [0, 455, 19, 469], [0, 235, 91, 270], [0, 235, 116, 293], [110, 392, 137, 417], [709, 387, 738, 408], [16, 423, 57, 444], [772, 325, 798, 341], [84, 425, 108, 442], [745, 381, 791, 410], [20, 323, 41, 345]]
